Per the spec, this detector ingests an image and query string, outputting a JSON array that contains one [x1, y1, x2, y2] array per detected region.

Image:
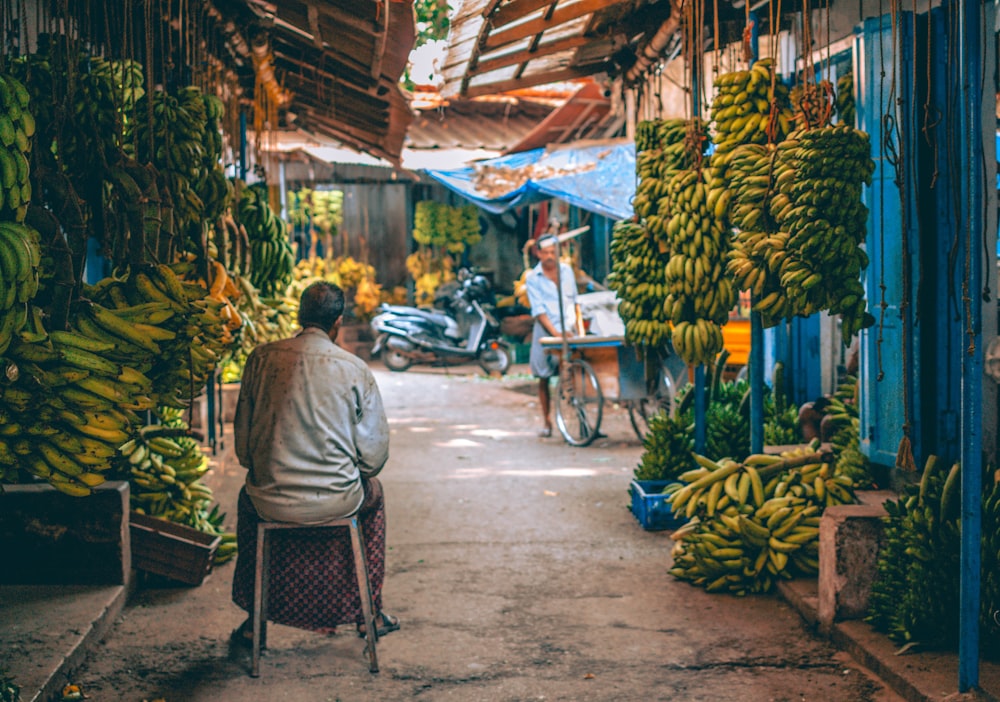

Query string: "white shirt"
[[234, 327, 389, 524], [525, 261, 577, 333]]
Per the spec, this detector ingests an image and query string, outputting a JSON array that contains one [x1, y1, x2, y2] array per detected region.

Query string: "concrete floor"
[[3, 362, 999, 701]]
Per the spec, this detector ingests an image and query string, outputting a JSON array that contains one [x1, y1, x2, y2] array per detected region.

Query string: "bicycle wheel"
[[628, 366, 676, 441], [555, 359, 603, 446]]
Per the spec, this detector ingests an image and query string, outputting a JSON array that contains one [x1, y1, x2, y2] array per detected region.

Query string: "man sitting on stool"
[[229, 281, 399, 645]]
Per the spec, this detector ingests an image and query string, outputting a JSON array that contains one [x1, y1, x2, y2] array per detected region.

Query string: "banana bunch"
[[83, 262, 239, 409], [770, 125, 875, 340], [0, 222, 42, 354], [983, 472, 1000, 653], [835, 72, 856, 127], [633, 119, 705, 248], [413, 201, 481, 253], [867, 456, 964, 646], [237, 182, 295, 297], [790, 80, 835, 129], [406, 249, 456, 306], [197, 94, 233, 224], [725, 126, 875, 338], [291, 254, 383, 319], [11, 52, 143, 186], [821, 375, 874, 488], [662, 168, 735, 366], [133, 86, 208, 233], [607, 220, 671, 349], [633, 410, 695, 481], [666, 444, 857, 595], [512, 268, 530, 308], [124, 416, 237, 564], [221, 276, 299, 383], [709, 59, 794, 165], [1, 304, 151, 494], [705, 402, 750, 463], [0, 73, 34, 223], [211, 209, 251, 277]]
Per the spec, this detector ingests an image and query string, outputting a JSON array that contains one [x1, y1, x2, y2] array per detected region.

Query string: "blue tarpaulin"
[[424, 139, 636, 221]]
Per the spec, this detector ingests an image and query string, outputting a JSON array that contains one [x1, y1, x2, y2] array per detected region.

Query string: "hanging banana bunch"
[[133, 86, 208, 238], [0, 73, 34, 224], [633, 118, 703, 250], [835, 72, 856, 127], [663, 165, 735, 366], [608, 219, 671, 349], [0, 222, 42, 356], [237, 182, 295, 298]]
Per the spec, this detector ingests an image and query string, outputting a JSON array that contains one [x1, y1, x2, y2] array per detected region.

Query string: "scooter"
[[370, 269, 512, 375]]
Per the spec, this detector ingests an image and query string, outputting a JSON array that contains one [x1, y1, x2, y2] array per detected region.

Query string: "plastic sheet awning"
[[424, 139, 636, 221]]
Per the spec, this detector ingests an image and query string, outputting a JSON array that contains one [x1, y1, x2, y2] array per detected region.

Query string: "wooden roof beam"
[[485, 0, 630, 51], [464, 62, 611, 98], [471, 34, 596, 76]]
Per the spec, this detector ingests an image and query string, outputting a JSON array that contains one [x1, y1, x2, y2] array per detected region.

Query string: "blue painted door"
[[855, 13, 921, 468]]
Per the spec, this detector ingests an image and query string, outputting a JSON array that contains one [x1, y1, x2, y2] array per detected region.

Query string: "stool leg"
[[252, 525, 266, 677], [350, 517, 379, 673]]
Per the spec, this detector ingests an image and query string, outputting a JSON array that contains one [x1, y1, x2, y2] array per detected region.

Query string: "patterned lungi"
[[231, 478, 386, 633]]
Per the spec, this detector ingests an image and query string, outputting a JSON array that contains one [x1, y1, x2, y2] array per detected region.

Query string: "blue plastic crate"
[[629, 479, 686, 531]]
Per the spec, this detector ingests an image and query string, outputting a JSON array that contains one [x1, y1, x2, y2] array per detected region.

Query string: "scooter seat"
[[379, 304, 453, 329]]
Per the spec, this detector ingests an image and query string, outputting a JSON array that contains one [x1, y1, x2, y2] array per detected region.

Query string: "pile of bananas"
[[867, 456, 964, 647], [123, 416, 236, 564], [405, 249, 455, 306], [666, 443, 858, 594], [632, 118, 704, 249], [663, 168, 735, 365], [133, 86, 208, 234], [0, 73, 34, 223], [607, 220, 671, 348], [836, 72, 856, 126], [83, 262, 240, 410], [1, 303, 151, 494], [291, 254, 383, 320], [238, 183, 295, 297], [633, 410, 695, 481], [726, 124, 875, 338], [221, 279, 298, 384], [0, 222, 41, 354]]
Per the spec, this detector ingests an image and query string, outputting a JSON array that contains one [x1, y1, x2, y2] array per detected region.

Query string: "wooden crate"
[[129, 512, 221, 586]]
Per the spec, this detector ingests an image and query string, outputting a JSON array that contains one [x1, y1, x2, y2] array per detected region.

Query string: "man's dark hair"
[[298, 281, 345, 331]]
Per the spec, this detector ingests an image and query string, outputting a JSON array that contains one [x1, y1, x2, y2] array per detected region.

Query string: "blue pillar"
[[956, 0, 983, 688]]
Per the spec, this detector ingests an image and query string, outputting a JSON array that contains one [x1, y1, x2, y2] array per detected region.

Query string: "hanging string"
[[887, 0, 916, 472], [978, 0, 991, 306], [875, 0, 887, 384]]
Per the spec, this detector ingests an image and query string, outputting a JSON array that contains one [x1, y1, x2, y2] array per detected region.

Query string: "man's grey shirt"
[[234, 327, 389, 524]]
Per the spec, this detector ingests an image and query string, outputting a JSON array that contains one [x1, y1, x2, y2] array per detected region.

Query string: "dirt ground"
[[67, 362, 903, 702]]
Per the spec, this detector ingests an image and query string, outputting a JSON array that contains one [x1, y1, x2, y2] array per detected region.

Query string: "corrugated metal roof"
[[405, 98, 554, 151]]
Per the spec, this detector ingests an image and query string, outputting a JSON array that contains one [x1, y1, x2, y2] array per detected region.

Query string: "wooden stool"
[[252, 515, 379, 676]]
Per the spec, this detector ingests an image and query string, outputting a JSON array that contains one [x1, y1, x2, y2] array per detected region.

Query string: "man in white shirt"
[[525, 230, 578, 437], [230, 281, 399, 643]]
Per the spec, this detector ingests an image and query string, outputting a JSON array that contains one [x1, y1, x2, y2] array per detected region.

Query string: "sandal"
[[538, 426, 552, 438], [229, 620, 254, 650], [356, 612, 401, 638]]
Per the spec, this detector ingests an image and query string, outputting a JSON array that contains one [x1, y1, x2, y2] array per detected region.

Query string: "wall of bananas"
[[615, 0, 999, 664], [0, 1, 309, 557]]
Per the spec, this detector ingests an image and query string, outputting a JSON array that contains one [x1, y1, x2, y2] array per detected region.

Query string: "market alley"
[[67, 363, 901, 702]]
